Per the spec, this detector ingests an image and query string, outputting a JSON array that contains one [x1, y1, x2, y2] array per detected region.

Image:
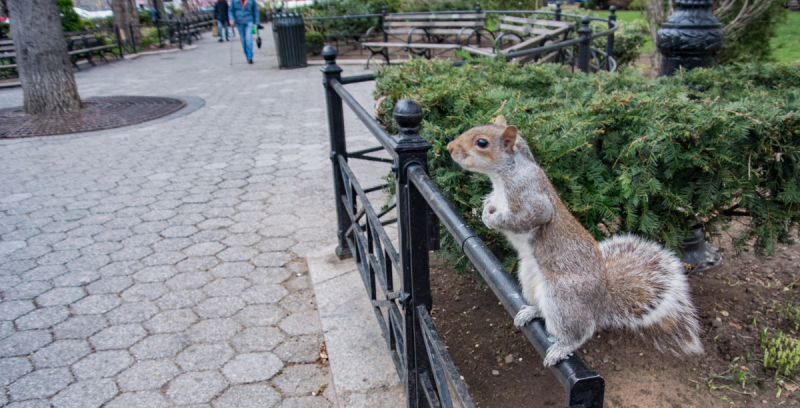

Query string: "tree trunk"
[[111, 0, 141, 47], [152, 0, 166, 20], [7, 0, 81, 115]]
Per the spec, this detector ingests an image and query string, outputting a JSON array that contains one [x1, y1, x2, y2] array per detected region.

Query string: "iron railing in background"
[[322, 44, 604, 408]]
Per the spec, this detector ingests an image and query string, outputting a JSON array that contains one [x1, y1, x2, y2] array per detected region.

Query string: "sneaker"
[[218, 39, 223, 42], [248, 59, 253, 64]]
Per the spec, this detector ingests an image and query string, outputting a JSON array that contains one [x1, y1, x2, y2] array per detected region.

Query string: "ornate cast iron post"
[[656, 0, 725, 76], [606, 6, 616, 72], [393, 99, 434, 407], [321, 46, 352, 260], [577, 17, 592, 73]]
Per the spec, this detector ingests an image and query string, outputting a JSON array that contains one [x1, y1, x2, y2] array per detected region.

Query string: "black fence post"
[[577, 16, 591, 73], [554, 2, 561, 21], [178, 20, 183, 49], [321, 46, 353, 260], [129, 22, 136, 54], [156, 19, 162, 46], [606, 6, 615, 71], [393, 99, 433, 408], [115, 25, 124, 58], [381, 6, 388, 43]]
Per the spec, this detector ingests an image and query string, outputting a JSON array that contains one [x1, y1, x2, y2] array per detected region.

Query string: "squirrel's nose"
[[447, 141, 455, 155]]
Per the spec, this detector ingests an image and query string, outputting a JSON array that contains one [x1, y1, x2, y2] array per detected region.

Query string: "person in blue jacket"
[[228, 0, 259, 64]]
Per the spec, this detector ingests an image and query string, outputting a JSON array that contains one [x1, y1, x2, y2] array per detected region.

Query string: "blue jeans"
[[217, 21, 229, 40], [236, 22, 253, 60]]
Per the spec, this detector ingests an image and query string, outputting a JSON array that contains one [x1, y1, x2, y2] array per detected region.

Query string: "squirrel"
[[446, 115, 703, 367]]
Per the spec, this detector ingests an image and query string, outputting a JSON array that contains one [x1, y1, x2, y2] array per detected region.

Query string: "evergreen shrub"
[[373, 58, 800, 273]]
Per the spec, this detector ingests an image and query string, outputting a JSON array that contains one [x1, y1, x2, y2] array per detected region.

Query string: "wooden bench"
[[66, 31, 120, 69], [361, 10, 493, 65], [463, 15, 574, 64]]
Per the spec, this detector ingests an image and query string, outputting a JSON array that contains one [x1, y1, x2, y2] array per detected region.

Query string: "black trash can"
[[272, 13, 307, 69]]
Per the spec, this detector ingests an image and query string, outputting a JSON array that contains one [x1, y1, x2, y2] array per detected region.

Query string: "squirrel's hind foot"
[[514, 305, 541, 328], [543, 342, 573, 367]]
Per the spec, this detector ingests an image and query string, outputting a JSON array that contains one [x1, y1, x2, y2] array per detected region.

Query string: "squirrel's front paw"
[[514, 305, 540, 328], [481, 206, 496, 230], [543, 343, 571, 367]]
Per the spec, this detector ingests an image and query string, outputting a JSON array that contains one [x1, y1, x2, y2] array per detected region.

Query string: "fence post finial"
[[554, 2, 561, 21], [393, 99, 423, 142], [606, 6, 616, 71], [475, 1, 482, 13]]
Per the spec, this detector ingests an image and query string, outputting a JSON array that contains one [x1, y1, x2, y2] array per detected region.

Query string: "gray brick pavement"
[[0, 26, 382, 407]]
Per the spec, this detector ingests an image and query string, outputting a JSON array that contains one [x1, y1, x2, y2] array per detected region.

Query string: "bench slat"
[[498, 23, 557, 35], [499, 15, 572, 27], [385, 20, 483, 27], [462, 46, 497, 57], [385, 28, 478, 35], [386, 13, 486, 20], [361, 41, 462, 49]]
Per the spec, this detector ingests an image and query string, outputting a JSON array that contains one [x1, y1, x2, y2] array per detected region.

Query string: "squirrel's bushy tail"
[[600, 234, 703, 356]]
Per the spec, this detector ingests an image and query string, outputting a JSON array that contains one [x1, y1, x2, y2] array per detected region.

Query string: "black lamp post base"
[[661, 54, 716, 76]]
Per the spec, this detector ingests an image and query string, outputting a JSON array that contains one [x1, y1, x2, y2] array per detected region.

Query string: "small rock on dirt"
[[491, 370, 500, 376], [504, 354, 513, 364]]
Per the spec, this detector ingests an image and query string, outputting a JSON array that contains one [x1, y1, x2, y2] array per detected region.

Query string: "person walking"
[[214, 0, 230, 42], [228, 0, 259, 64]]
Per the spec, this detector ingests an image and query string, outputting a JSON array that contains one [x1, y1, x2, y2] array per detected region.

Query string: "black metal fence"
[[322, 45, 604, 408]]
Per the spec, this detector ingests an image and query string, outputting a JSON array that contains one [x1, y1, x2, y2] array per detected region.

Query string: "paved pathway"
[[0, 29, 381, 408]]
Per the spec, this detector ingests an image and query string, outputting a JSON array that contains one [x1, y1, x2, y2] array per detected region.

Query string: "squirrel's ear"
[[493, 115, 507, 127], [501, 126, 517, 152]]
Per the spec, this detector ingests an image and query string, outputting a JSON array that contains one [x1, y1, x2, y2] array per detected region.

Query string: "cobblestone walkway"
[[0, 31, 378, 407]]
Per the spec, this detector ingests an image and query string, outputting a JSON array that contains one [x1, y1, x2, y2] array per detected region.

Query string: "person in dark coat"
[[214, 0, 230, 42]]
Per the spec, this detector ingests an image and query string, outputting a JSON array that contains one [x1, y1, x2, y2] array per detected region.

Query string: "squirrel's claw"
[[543, 343, 571, 367], [514, 305, 540, 328]]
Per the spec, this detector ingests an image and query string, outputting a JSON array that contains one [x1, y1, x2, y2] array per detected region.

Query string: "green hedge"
[[374, 59, 800, 272]]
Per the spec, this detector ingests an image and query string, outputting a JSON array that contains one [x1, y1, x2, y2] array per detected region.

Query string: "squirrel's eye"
[[476, 139, 489, 148]]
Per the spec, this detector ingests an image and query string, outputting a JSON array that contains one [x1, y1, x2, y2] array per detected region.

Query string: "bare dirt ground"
[[431, 227, 800, 408]]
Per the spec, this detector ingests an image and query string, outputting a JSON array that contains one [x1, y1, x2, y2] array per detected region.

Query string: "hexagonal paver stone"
[[241, 284, 288, 305], [231, 327, 286, 353], [166, 371, 228, 405], [175, 342, 235, 371], [34, 287, 86, 307], [183, 242, 225, 257], [212, 384, 282, 408], [0, 275, 22, 292], [194, 296, 246, 319], [272, 364, 333, 397], [105, 302, 159, 325], [0, 357, 33, 386], [0, 330, 52, 357], [277, 396, 333, 408], [71, 350, 134, 380], [253, 252, 292, 268], [70, 294, 121, 315], [21, 265, 68, 281], [0, 300, 36, 321], [166, 272, 213, 291], [279, 311, 323, 336], [98, 261, 144, 278], [8, 367, 74, 400], [4, 400, 52, 408], [89, 324, 147, 351], [110, 247, 153, 262], [245, 268, 291, 286], [155, 289, 206, 310], [53, 271, 101, 287], [160, 225, 199, 238], [132, 265, 179, 283], [210, 262, 255, 279], [202, 278, 251, 297], [32, 339, 91, 368], [221, 353, 283, 384], [53, 315, 108, 340], [130, 334, 188, 360], [216, 247, 259, 263], [120, 283, 168, 302], [185, 318, 242, 343], [273, 335, 323, 364], [86, 277, 133, 295], [105, 391, 170, 408], [117, 360, 180, 392], [15, 306, 70, 330], [148, 305, 198, 332], [3, 281, 52, 300], [233, 305, 286, 327], [176, 257, 219, 273], [51, 379, 119, 408]]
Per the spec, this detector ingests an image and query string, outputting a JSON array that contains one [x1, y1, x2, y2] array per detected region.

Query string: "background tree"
[[7, 0, 82, 115], [152, 0, 166, 20], [111, 0, 141, 47]]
